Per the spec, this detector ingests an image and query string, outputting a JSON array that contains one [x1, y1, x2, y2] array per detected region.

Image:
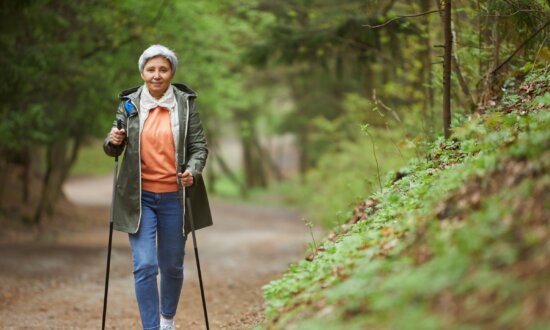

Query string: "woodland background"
[[0, 0, 548, 228]]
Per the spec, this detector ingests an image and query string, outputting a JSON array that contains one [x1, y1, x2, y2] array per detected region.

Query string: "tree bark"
[[435, 0, 475, 113], [242, 133, 268, 189], [0, 159, 8, 209], [33, 140, 75, 224], [252, 137, 283, 181], [237, 110, 268, 190], [421, 0, 435, 135], [443, 0, 452, 139], [56, 138, 81, 202], [20, 149, 30, 203], [492, 13, 500, 71], [214, 154, 246, 197]]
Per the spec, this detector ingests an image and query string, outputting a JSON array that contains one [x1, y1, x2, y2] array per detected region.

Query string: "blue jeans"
[[129, 190, 187, 330]]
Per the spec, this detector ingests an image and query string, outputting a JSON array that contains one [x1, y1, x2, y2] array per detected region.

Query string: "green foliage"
[[245, 0, 549, 188], [69, 140, 115, 176], [0, 0, 162, 149], [275, 92, 413, 228], [4, 0, 548, 207], [260, 68, 550, 329]]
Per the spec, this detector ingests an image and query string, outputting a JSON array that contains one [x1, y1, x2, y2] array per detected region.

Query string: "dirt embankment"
[[0, 176, 314, 329]]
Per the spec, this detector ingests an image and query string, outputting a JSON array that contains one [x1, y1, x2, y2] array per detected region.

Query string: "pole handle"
[[179, 164, 189, 194], [114, 119, 123, 162]]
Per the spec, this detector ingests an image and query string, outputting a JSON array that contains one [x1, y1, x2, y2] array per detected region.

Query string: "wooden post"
[[443, 0, 452, 138]]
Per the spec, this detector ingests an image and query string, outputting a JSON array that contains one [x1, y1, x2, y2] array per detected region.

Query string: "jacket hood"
[[118, 83, 197, 101]]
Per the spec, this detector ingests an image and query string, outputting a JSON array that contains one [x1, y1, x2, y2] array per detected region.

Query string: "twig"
[[483, 9, 546, 17], [533, 35, 548, 66], [372, 89, 401, 123], [361, 125, 383, 193], [491, 20, 550, 75], [363, 9, 442, 29]]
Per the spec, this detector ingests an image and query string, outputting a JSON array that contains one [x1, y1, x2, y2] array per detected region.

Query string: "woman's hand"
[[178, 170, 194, 187], [109, 127, 126, 145]]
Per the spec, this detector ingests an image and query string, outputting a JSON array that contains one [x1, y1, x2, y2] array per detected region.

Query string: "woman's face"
[[141, 56, 174, 98]]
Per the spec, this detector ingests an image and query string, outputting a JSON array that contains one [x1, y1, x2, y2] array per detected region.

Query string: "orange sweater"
[[140, 106, 178, 193]]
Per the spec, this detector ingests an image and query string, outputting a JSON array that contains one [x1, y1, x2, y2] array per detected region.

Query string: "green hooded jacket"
[[103, 83, 213, 234]]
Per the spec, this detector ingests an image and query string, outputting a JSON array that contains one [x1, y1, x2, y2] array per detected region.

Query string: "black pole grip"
[[179, 164, 188, 194], [113, 119, 123, 162]]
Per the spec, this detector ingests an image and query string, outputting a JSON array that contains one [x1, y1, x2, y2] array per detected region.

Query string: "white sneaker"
[[160, 318, 175, 330]]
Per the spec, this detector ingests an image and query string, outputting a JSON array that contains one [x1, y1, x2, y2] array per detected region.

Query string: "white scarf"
[[138, 84, 180, 151], [140, 84, 177, 112]]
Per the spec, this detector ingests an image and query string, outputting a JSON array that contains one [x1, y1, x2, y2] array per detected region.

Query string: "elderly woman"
[[104, 44, 212, 330]]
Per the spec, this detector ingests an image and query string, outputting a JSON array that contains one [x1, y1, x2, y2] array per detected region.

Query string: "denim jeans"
[[129, 190, 186, 330]]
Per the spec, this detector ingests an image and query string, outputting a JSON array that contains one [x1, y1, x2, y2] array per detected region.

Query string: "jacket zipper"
[[181, 97, 191, 234], [129, 99, 143, 234]]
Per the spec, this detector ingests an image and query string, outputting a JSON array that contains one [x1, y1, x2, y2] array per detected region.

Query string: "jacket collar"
[[118, 83, 197, 103]]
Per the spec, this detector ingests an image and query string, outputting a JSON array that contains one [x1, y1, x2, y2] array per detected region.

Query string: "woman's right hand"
[[109, 127, 126, 145]]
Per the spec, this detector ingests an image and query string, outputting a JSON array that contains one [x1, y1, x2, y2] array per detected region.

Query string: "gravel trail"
[[0, 175, 311, 329]]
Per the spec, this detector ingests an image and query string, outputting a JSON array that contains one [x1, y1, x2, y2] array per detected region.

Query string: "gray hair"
[[138, 44, 178, 73]]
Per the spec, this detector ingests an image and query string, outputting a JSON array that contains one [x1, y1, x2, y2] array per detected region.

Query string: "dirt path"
[[0, 176, 313, 329]]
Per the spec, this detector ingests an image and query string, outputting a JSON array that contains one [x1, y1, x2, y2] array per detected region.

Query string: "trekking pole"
[[102, 119, 122, 330], [180, 165, 210, 330]]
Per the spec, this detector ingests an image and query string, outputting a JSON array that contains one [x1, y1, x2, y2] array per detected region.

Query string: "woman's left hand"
[[178, 170, 194, 187]]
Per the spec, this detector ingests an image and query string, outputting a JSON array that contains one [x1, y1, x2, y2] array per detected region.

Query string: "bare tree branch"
[[491, 20, 550, 75], [363, 9, 442, 29], [372, 89, 401, 123], [483, 9, 547, 17]]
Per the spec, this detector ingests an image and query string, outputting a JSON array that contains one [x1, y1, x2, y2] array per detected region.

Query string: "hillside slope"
[[260, 67, 550, 330]]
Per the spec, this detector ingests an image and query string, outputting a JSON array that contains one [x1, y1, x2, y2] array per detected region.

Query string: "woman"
[[104, 44, 212, 330]]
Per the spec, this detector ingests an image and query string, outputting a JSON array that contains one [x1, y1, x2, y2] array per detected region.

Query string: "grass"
[[259, 67, 550, 329]]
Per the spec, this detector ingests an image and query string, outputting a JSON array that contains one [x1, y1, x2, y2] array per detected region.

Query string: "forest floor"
[[0, 175, 313, 329]]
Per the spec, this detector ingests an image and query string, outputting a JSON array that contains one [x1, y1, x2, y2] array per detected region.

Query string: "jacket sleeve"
[[185, 101, 209, 179], [103, 102, 127, 157]]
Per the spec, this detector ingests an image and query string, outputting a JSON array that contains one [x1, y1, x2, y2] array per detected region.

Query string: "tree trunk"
[[252, 137, 283, 182], [33, 140, 75, 224], [20, 150, 30, 203], [435, 0, 475, 114], [443, 0, 452, 139], [0, 158, 8, 209], [478, 0, 484, 79], [238, 110, 268, 190], [421, 0, 435, 135], [242, 134, 267, 189], [53, 138, 80, 203], [492, 13, 500, 72], [214, 154, 246, 197], [33, 150, 54, 224], [204, 128, 218, 194]]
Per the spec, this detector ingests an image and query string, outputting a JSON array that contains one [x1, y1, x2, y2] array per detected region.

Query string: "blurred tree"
[[0, 0, 171, 222], [247, 0, 548, 172], [1, 0, 546, 223], [475, 0, 548, 104], [248, 0, 431, 173], [0, 0, 277, 220]]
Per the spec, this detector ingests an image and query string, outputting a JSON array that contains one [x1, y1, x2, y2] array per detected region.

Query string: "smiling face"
[[140, 56, 174, 99]]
